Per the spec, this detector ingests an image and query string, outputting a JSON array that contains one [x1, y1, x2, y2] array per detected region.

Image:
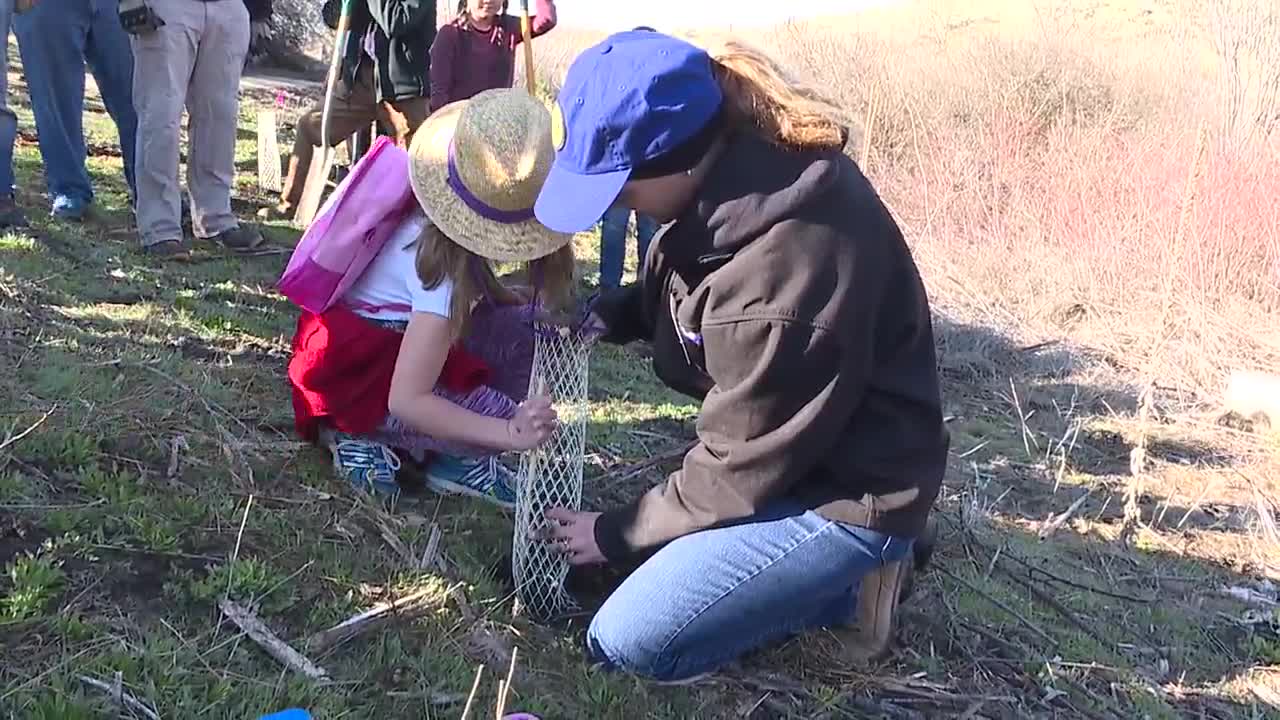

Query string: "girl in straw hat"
[[535, 31, 944, 681], [287, 88, 574, 508]]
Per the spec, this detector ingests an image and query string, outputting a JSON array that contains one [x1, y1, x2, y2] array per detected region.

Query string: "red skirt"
[[288, 306, 491, 442]]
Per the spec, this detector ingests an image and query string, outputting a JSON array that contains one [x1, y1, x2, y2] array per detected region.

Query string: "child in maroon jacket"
[[428, 0, 557, 113]]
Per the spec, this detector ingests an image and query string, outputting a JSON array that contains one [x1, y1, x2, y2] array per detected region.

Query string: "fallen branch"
[[995, 565, 1111, 647], [77, 673, 160, 720], [218, 598, 330, 682], [0, 405, 57, 454], [306, 587, 436, 653], [937, 566, 1057, 648], [607, 440, 696, 483], [1038, 490, 1091, 540]]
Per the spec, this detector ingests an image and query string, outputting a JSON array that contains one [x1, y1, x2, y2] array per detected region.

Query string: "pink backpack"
[[278, 136, 419, 314]]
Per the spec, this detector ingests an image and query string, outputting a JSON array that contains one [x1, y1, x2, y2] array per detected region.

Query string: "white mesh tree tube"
[[513, 323, 591, 621]]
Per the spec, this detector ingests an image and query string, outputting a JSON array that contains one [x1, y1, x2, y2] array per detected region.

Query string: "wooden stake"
[[256, 109, 281, 192]]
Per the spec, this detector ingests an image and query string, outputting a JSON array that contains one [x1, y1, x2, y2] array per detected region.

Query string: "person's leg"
[[84, 0, 139, 200], [13, 0, 93, 215], [274, 70, 377, 214], [598, 205, 629, 289], [377, 94, 430, 150], [0, 0, 24, 227], [186, 0, 255, 247], [128, 0, 197, 249], [634, 212, 659, 271], [365, 304, 534, 508], [586, 502, 914, 682]]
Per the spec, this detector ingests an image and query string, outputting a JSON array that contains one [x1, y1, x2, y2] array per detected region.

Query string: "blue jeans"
[[586, 501, 914, 682], [599, 206, 659, 289], [14, 0, 138, 205], [0, 0, 16, 198]]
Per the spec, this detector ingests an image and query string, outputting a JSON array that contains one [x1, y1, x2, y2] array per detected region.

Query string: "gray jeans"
[[131, 0, 249, 244], [1, 0, 17, 197]]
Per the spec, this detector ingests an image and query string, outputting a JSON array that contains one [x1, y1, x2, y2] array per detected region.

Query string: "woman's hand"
[[505, 393, 557, 450], [542, 508, 605, 565], [579, 311, 608, 343]]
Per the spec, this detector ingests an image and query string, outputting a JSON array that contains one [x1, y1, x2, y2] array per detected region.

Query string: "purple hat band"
[[446, 141, 537, 225]]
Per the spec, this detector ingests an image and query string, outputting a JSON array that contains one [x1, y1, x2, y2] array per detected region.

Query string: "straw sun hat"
[[408, 88, 572, 263]]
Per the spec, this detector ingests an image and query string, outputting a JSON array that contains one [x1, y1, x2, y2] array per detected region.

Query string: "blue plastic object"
[[259, 710, 311, 720]]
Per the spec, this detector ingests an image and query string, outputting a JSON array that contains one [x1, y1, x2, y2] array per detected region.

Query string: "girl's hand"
[[542, 508, 605, 565], [505, 394, 557, 450]]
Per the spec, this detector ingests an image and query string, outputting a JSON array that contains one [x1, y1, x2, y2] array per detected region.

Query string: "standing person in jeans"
[[125, 0, 273, 257], [536, 31, 945, 682], [0, 0, 26, 228], [597, 206, 657, 289], [259, 0, 437, 221], [426, 0, 557, 113], [13, 0, 138, 221]]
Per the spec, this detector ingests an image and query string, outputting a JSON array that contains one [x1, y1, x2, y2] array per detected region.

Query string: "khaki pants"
[[131, 0, 249, 245], [278, 65, 429, 211]]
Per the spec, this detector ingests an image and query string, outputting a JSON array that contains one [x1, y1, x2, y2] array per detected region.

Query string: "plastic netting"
[[513, 323, 591, 621]]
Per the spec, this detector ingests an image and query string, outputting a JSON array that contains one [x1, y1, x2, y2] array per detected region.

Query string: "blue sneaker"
[[425, 455, 516, 510], [51, 195, 89, 221], [323, 430, 401, 498]]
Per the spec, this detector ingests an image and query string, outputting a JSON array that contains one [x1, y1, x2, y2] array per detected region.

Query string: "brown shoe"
[[210, 225, 265, 252], [836, 558, 912, 665], [256, 204, 292, 221]]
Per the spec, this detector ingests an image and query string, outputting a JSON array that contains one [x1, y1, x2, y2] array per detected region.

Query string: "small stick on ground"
[[419, 523, 442, 571], [1038, 490, 1092, 540], [0, 404, 57, 454], [495, 646, 519, 719], [77, 673, 160, 720], [306, 587, 436, 653], [218, 598, 330, 682], [460, 664, 485, 720], [608, 440, 696, 483]]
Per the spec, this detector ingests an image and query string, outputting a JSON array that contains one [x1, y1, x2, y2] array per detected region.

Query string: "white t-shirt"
[[344, 213, 453, 322]]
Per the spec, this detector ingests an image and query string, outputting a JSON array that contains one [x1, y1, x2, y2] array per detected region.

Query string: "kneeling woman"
[[286, 89, 573, 508], [536, 32, 948, 681]]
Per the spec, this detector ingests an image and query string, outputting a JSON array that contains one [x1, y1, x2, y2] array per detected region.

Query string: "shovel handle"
[[519, 0, 535, 93], [320, 0, 355, 149]]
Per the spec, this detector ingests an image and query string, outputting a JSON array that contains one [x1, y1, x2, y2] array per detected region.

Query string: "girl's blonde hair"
[[415, 222, 574, 339], [693, 35, 850, 152]]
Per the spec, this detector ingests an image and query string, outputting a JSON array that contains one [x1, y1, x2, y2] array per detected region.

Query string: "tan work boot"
[[837, 558, 912, 664], [836, 516, 938, 664]]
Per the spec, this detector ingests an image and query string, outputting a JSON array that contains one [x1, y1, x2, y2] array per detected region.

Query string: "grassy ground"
[[3, 23, 1280, 720]]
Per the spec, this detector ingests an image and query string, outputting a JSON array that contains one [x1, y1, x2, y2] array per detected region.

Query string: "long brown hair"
[[697, 36, 850, 152], [415, 222, 574, 339]]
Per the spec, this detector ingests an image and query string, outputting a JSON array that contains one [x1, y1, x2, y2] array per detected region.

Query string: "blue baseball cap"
[[534, 31, 723, 234]]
